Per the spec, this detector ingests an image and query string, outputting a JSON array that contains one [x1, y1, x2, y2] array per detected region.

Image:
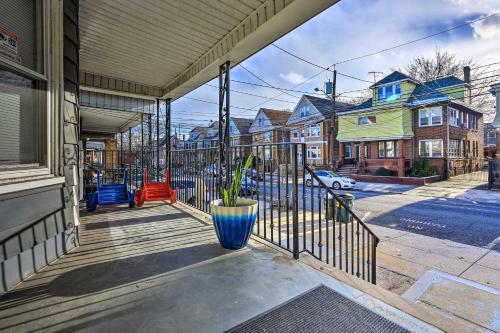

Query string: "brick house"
[[286, 95, 352, 167], [337, 69, 484, 178], [489, 82, 500, 159], [249, 108, 292, 166]]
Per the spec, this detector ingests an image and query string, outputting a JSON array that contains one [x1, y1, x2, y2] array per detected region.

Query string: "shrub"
[[411, 159, 437, 177], [375, 167, 393, 176]]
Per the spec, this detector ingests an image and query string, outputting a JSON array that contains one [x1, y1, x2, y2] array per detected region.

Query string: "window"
[[358, 115, 376, 125], [264, 146, 272, 160], [292, 129, 298, 138], [419, 140, 443, 158], [263, 131, 272, 142], [258, 116, 264, 127], [0, 1, 47, 170], [419, 107, 442, 127], [300, 105, 310, 117], [378, 141, 396, 158], [306, 146, 321, 160], [307, 124, 321, 137], [449, 139, 460, 157], [449, 107, 460, 126], [487, 130, 496, 138], [377, 84, 402, 102]]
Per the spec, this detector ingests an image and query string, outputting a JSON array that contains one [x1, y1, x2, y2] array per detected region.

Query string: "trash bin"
[[325, 193, 354, 223]]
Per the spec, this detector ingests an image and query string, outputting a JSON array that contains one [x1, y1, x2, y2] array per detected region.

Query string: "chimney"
[[463, 66, 471, 105], [463, 66, 470, 83]]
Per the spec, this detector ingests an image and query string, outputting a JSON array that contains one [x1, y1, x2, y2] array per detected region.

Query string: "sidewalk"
[[370, 223, 500, 332]]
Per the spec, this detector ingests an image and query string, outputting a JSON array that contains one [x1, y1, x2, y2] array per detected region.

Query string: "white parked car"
[[305, 170, 356, 190]]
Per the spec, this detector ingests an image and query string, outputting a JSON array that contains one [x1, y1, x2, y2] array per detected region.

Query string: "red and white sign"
[[0, 26, 19, 63]]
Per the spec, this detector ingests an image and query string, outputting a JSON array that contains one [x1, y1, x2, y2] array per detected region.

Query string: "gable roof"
[[370, 71, 415, 88], [231, 117, 253, 135], [260, 108, 292, 126], [304, 95, 353, 118], [406, 83, 449, 105], [424, 76, 467, 89]]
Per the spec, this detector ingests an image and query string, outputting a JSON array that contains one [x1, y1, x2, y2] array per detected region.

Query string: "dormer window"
[[300, 105, 310, 117], [258, 116, 264, 126], [377, 84, 402, 102]]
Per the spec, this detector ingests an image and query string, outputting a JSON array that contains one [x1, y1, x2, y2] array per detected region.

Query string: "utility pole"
[[329, 67, 337, 169], [368, 71, 383, 83]]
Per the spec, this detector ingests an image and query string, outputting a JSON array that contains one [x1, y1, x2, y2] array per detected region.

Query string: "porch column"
[[156, 99, 160, 181], [339, 143, 344, 162], [165, 98, 172, 174], [496, 129, 500, 160], [219, 61, 230, 184], [359, 141, 365, 173], [397, 139, 405, 177]]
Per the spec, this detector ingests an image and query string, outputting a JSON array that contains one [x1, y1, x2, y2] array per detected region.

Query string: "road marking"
[[400, 218, 446, 229]]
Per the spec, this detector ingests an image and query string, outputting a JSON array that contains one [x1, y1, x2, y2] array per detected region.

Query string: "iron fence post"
[[291, 143, 299, 259]]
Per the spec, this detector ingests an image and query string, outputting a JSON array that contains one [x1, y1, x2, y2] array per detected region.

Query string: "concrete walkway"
[[0, 202, 439, 333]]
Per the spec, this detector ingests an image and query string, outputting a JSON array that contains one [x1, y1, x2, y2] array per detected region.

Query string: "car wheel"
[[333, 181, 341, 190], [306, 179, 312, 187]]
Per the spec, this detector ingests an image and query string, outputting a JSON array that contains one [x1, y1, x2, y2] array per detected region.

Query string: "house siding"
[[0, 0, 80, 293]]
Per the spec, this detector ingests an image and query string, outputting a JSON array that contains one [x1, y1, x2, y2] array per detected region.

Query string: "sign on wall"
[[0, 26, 19, 63]]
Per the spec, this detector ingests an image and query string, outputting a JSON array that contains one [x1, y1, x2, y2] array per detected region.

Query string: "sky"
[[171, 0, 500, 138]]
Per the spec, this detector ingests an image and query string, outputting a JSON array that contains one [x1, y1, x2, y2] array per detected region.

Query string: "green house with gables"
[[336, 68, 484, 177]]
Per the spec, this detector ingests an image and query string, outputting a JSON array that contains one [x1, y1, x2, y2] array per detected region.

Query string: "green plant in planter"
[[220, 153, 253, 207]]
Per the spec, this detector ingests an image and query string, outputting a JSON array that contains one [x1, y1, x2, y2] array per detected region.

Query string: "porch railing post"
[[219, 61, 230, 186], [291, 143, 300, 259]]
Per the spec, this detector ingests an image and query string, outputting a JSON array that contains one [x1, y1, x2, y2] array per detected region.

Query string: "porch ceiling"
[[80, 107, 144, 133], [79, 0, 339, 100]]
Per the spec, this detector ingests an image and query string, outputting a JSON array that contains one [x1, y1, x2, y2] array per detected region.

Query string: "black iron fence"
[[170, 143, 379, 284]]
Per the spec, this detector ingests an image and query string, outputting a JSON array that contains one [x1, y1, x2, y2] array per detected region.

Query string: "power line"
[[271, 43, 330, 71], [205, 83, 297, 104], [333, 11, 500, 66], [238, 64, 300, 98]]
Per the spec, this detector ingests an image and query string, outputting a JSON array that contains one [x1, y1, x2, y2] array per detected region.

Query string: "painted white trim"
[[0, 168, 51, 181], [80, 85, 159, 101], [337, 136, 413, 143], [0, 176, 65, 195], [418, 107, 443, 127]]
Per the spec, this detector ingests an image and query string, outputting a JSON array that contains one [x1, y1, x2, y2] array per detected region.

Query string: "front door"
[[355, 144, 361, 161]]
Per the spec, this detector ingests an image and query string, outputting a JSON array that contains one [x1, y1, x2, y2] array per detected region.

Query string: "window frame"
[[263, 131, 273, 143], [307, 123, 321, 137], [419, 139, 443, 158], [418, 107, 443, 127], [377, 83, 402, 102], [358, 114, 377, 125], [306, 145, 322, 160], [299, 105, 310, 117], [0, 2, 53, 183], [449, 139, 460, 158], [378, 140, 397, 158]]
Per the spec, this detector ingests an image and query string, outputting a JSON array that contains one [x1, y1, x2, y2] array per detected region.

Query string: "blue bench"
[[86, 169, 135, 212]]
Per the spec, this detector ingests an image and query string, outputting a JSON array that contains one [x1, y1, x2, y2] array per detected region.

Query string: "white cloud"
[[279, 71, 307, 84], [471, 14, 500, 39]]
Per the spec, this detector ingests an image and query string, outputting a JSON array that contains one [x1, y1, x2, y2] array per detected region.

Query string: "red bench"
[[135, 168, 178, 207]]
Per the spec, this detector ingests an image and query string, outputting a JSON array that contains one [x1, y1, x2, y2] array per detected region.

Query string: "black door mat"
[[226, 285, 411, 333]]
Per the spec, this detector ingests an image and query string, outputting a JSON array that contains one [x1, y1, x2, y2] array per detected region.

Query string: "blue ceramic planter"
[[210, 199, 258, 250]]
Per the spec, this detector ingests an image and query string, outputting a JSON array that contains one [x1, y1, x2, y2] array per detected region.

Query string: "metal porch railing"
[[170, 143, 379, 284]]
